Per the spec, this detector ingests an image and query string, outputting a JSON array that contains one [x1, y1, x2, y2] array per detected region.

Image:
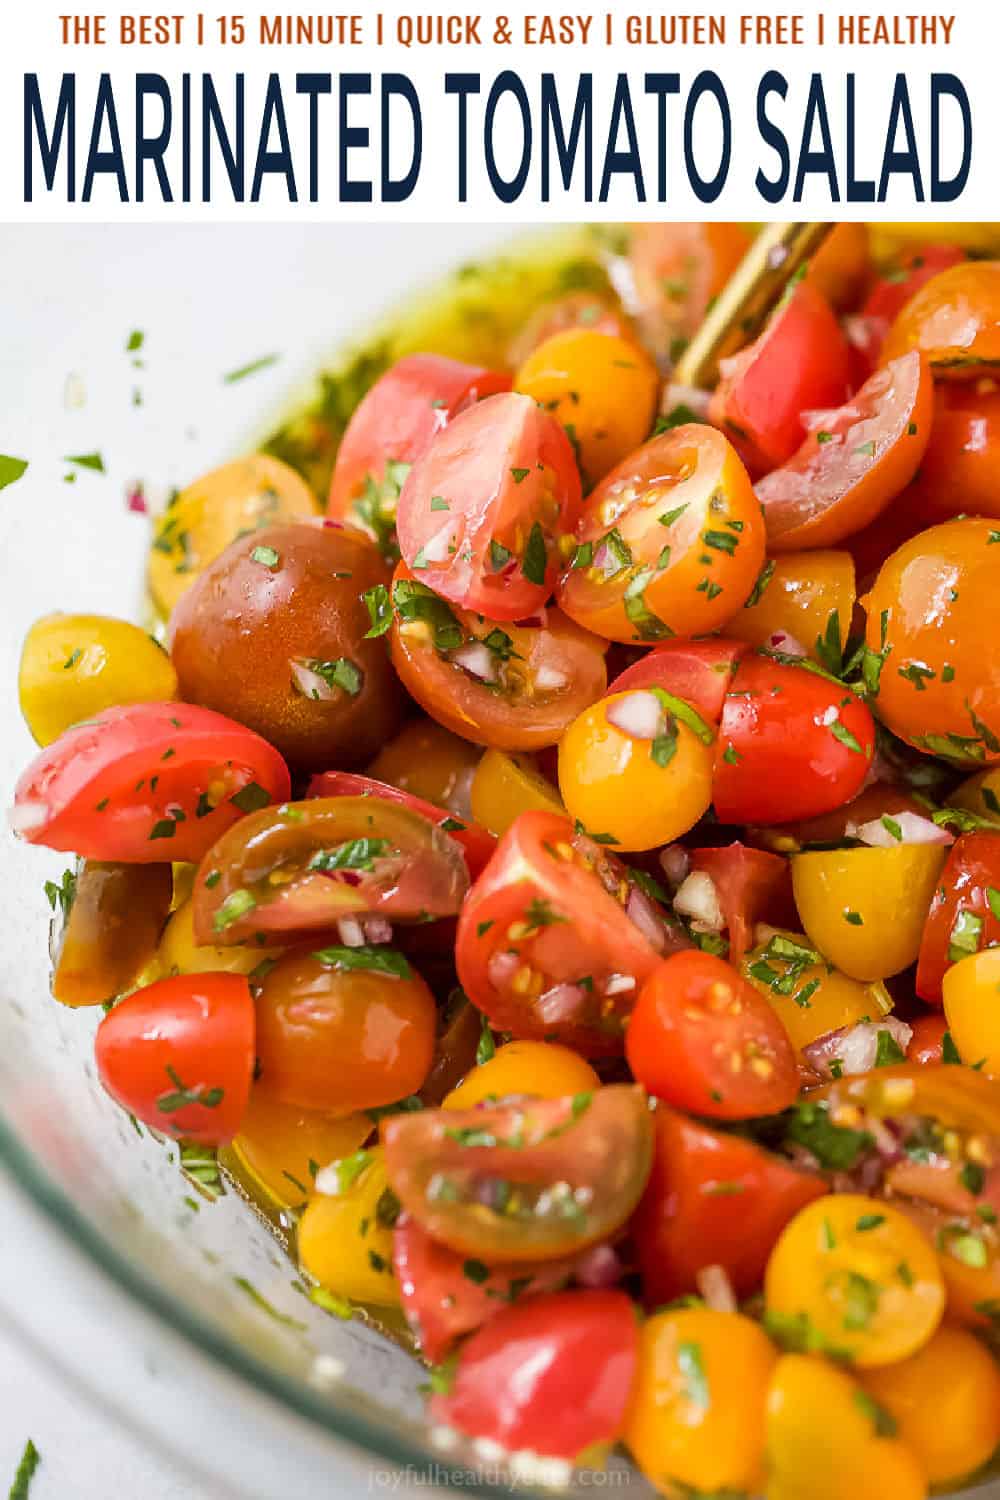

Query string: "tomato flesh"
[[606, 637, 748, 724], [687, 842, 794, 964]]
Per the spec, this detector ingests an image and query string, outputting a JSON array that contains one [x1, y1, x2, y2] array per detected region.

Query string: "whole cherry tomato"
[[916, 832, 1000, 1003], [230, 1089, 370, 1210], [806, 222, 871, 310], [366, 717, 480, 816], [728, 550, 856, 663], [847, 242, 967, 376], [307, 770, 496, 878], [882, 260, 1000, 378], [605, 637, 748, 723]]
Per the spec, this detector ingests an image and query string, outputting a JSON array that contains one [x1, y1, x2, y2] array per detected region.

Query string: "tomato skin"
[[297, 1147, 400, 1308], [628, 222, 752, 352], [708, 283, 851, 474], [388, 564, 608, 752], [396, 392, 581, 621], [95, 973, 255, 1144], [367, 717, 480, 816], [506, 290, 633, 368], [713, 655, 875, 825], [443, 1039, 600, 1111], [631, 1106, 827, 1305], [627, 951, 798, 1120], [606, 637, 748, 724], [430, 1289, 639, 1460], [863, 243, 967, 328], [327, 353, 511, 541], [729, 550, 856, 663], [755, 352, 933, 551], [902, 383, 1000, 526], [882, 260, 1000, 377], [763, 782, 928, 853], [230, 1091, 371, 1211], [50, 860, 173, 1007], [470, 748, 565, 837], [687, 843, 793, 964], [12, 702, 291, 864], [307, 770, 496, 878], [806, 222, 871, 311], [917, 833, 1000, 1004], [907, 1013, 948, 1066]]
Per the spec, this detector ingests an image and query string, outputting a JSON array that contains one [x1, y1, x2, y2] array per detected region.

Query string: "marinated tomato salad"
[[11, 224, 1000, 1498]]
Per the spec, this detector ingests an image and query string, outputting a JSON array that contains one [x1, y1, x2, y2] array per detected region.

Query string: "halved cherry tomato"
[[366, 717, 480, 816], [49, 860, 173, 1006], [254, 946, 437, 1113], [327, 353, 511, 550], [455, 810, 683, 1055], [392, 1215, 576, 1364], [12, 702, 291, 864], [95, 972, 255, 1144], [902, 382, 1000, 525], [627, 950, 798, 1120], [729, 550, 857, 662], [383, 1086, 653, 1261], [557, 424, 765, 643], [916, 832, 1000, 1003], [395, 391, 581, 620], [628, 222, 752, 354], [755, 352, 932, 551], [307, 770, 496, 878], [882, 260, 1000, 378], [469, 748, 565, 837], [687, 843, 793, 964], [387, 564, 607, 751], [297, 1146, 400, 1308], [229, 1090, 371, 1210], [708, 283, 851, 475], [430, 1289, 639, 1460], [631, 1106, 827, 1305], [443, 1039, 599, 1110], [907, 1013, 949, 1066], [192, 797, 468, 946], [605, 637, 748, 724], [943, 948, 1000, 1075], [713, 655, 875, 825]]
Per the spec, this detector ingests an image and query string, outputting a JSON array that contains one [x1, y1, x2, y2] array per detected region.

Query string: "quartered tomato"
[[12, 702, 291, 864], [729, 550, 856, 662], [556, 424, 766, 644], [916, 832, 1000, 1003], [395, 391, 581, 620], [327, 353, 511, 550], [383, 1086, 653, 1262], [882, 260, 1000, 378], [48, 859, 172, 1006], [907, 1013, 949, 1067], [863, 519, 1000, 763], [605, 637, 748, 724], [627, 951, 798, 1120], [708, 283, 851, 475], [191, 797, 469, 946], [307, 770, 496, 878], [686, 843, 793, 964], [628, 221, 751, 353], [631, 1106, 827, 1305], [755, 352, 932, 551], [455, 810, 684, 1055], [95, 972, 255, 1144], [713, 654, 875, 825], [386, 565, 607, 751], [431, 1289, 639, 1460], [903, 382, 1000, 526]]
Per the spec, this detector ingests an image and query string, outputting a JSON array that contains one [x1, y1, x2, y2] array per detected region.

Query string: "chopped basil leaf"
[[311, 945, 412, 979]]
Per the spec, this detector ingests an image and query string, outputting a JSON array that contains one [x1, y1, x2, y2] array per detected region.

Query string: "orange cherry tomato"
[[557, 424, 765, 644], [755, 352, 932, 552], [506, 290, 634, 368], [443, 1039, 599, 1110], [366, 717, 481, 816], [254, 947, 437, 1113], [230, 1089, 371, 1208], [882, 260, 1000, 378], [729, 550, 856, 660], [807, 222, 871, 311], [904, 381, 1000, 525], [862, 518, 1000, 763], [628, 221, 751, 354]]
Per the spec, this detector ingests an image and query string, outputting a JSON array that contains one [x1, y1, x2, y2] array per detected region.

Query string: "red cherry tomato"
[[687, 843, 794, 964], [916, 833, 1000, 1005], [903, 383, 1000, 526], [754, 351, 933, 551], [387, 564, 607, 751], [631, 1105, 827, 1305], [606, 638, 748, 725], [455, 810, 684, 1055], [431, 1289, 639, 1460], [328, 354, 510, 548], [713, 654, 875, 825], [626, 950, 798, 1120], [863, 244, 968, 327], [12, 702, 290, 864], [708, 283, 851, 474], [95, 973, 255, 1144], [395, 391, 581, 621], [392, 1215, 576, 1364], [307, 770, 496, 877], [908, 1013, 949, 1066]]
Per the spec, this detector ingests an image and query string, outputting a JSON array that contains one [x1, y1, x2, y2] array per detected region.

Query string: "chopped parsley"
[[64, 451, 106, 474], [213, 887, 257, 932], [392, 577, 464, 651], [744, 559, 775, 609], [157, 1063, 224, 1114], [0, 455, 29, 491], [677, 1341, 711, 1411], [223, 354, 280, 384], [521, 521, 548, 585], [308, 837, 391, 873], [948, 908, 984, 963], [9, 1439, 40, 1500], [230, 781, 272, 813], [311, 944, 412, 979], [362, 583, 392, 637], [298, 657, 362, 696], [250, 544, 280, 568], [44, 867, 77, 918], [784, 1101, 873, 1171]]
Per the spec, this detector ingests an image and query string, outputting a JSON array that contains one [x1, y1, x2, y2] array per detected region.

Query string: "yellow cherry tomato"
[[297, 1147, 399, 1308], [18, 613, 178, 746], [157, 899, 281, 978], [948, 766, 1000, 827], [623, 1306, 776, 1497], [443, 1040, 600, 1110], [765, 1194, 945, 1368], [766, 1354, 927, 1500], [367, 717, 481, 816], [558, 691, 714, 852], [943, 948, 1000, 1075], [791, 845, 947, 981], [469, 747, 564, 836], [741, 928, 892, 1052], [514, 328, 660, 489], [229, 1088, 371, 1211], [729, 550, 856, 663], [148, 455, 320, 618], [860, 1324, 1000, 1487]]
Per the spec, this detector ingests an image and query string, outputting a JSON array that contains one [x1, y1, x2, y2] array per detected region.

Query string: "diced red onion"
[[696, 1264, 737, 1313], [8, 801, 49, 835], [802, 1017, 913, 1080], [767, 631, 807, 658], [853, 811, 953, 848], [321, 518, 346, 530], [515, 608, 548, 630], [604, 973, 636, 997], [449, 642, 497, 683], [336, 916, 366, 948], [125, 481, 148, 514], [487, 950, 521, 989], [290, 659, 338, 701], [626, 886, 667, 951], [605, 690, 664, 742], [574, 1244, 624, 1289], [673, 871, 724, 932], [534, 665, 569, 692], [536, 983, 586, 1024], [659, 844, 691, 887], [362, 916, 393, 945]]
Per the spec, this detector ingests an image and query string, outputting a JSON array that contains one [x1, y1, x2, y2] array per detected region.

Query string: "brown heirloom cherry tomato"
[[170, 522, 403, 773], [49, 859, 172, 1006], [383, 1085, 653, 1261], [308, 770, 496, 877]]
